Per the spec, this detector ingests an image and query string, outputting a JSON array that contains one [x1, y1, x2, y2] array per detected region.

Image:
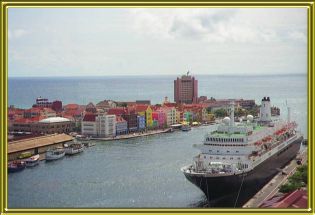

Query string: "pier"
[[90, 128, 172, 141], [8, 133, 74, 161], [242, 147, 307, 208]]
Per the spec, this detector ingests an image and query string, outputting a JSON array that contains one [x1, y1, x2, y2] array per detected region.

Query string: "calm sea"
[[8, 74, 308, 208]]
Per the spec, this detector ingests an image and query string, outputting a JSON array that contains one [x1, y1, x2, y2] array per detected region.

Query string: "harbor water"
[[8, 74, 307, 208]]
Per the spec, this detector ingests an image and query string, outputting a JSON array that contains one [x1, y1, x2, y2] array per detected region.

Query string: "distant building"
[[32, 97, 62, 112], [136, 100, 151, 105], [174, 72, 198, 104], [51, 100, 62, 112], [85, 102, 97, 113], [96, 100, 117, 111]]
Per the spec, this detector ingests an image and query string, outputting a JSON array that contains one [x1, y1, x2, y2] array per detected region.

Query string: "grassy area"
[[279, 164, 307, 193]]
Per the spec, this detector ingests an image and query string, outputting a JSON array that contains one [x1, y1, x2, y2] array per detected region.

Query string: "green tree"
[[213, 108, 227, 118]]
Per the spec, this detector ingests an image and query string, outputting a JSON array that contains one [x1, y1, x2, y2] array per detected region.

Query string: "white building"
[[161, 107, 177, 126], [81, 113, 116, 137]]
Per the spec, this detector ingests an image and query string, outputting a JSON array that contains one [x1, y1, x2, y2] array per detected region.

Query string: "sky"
[[8, 8, 307, 77]]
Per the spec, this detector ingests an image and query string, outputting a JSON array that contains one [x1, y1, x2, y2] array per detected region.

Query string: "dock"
[[90, 128, 172, 141], [243, 148, 307, 208], [8, 133, 74, 161]]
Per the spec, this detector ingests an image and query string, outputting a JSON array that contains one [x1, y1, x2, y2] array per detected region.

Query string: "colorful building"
[[137, 115, 146, 131], [122, 107, 138, 132], [116, 116, 128, 135], [152, 110, 166, 128], [145, 106, 153, 128], [160, 106, 177, 126]]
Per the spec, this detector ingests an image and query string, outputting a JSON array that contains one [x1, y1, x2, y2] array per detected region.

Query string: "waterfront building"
[[145, 106, 153, 128], [81, 113, 97, 136], [10, 116, 44, 133], [152, 110, 166, 128], [122, 107, 138, 133], [176, 110, 182, 124], [174, 72, 198, 104], [183, 111, 193, 123], [81, 113, 116, 137], [135, 105, 148, 127], [96, 114, 116, 137], [160, 106, 177, 126], [32, 117, 73, 134], [137, 115, 146, 131], [115, 116, 128, 135]]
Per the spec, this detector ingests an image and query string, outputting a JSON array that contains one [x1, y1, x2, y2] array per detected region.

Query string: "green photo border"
[[0, 1, 314, 214]]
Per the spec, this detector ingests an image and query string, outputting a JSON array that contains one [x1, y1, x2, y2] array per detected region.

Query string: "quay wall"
[[8, 133, 73, 161]]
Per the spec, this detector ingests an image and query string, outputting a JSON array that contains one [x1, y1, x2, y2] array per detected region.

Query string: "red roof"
[[135, 105, 148, 112], [82, 113, 96, 122], [24, 107, 42, 113], [261, 189, 307, 208], [273, 189, 307, 208], [64, 104, 79, 110], [107, 108, 126, 115], [163, 103, 177, 108]]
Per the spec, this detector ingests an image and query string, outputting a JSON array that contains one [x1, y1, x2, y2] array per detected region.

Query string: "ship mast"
[[229, 101, 235, 127]]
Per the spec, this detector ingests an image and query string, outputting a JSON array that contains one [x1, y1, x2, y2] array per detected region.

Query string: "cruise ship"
[[181, 97, 303, 207]]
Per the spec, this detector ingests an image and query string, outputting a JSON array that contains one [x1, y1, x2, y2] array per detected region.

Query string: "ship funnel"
[[260, 97, 271, 122]]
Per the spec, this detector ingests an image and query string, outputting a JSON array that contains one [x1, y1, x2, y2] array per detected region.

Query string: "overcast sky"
[[8, 8, 307, 77]]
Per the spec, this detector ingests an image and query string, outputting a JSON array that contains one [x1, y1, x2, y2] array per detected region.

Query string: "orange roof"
[[64, 104, 79, 110], [135, 105, 148, 112]]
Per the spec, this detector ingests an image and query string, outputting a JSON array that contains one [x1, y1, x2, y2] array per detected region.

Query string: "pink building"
[[174, 72, 198, 104], [152, 110, 166, 128]]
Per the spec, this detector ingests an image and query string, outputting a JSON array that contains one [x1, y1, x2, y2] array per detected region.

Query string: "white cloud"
[[8, 28, 29, 40], [128, 8, 306, 44]]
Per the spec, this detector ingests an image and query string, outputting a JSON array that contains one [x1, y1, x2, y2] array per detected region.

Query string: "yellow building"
[[145, 106, 153, 128]]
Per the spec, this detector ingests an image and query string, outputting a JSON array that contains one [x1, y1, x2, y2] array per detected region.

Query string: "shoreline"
[[89, 128, 173, 141]]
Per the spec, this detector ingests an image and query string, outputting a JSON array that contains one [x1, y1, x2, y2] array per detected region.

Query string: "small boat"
[[18, 151, 32, 159], [25, 154, 40, 167], [64, 142, 84, 155], [8, 160, 26, 173], [83, 141, 96, 147], [181, 124, 191, 131], [45, 147, 65, 161]]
